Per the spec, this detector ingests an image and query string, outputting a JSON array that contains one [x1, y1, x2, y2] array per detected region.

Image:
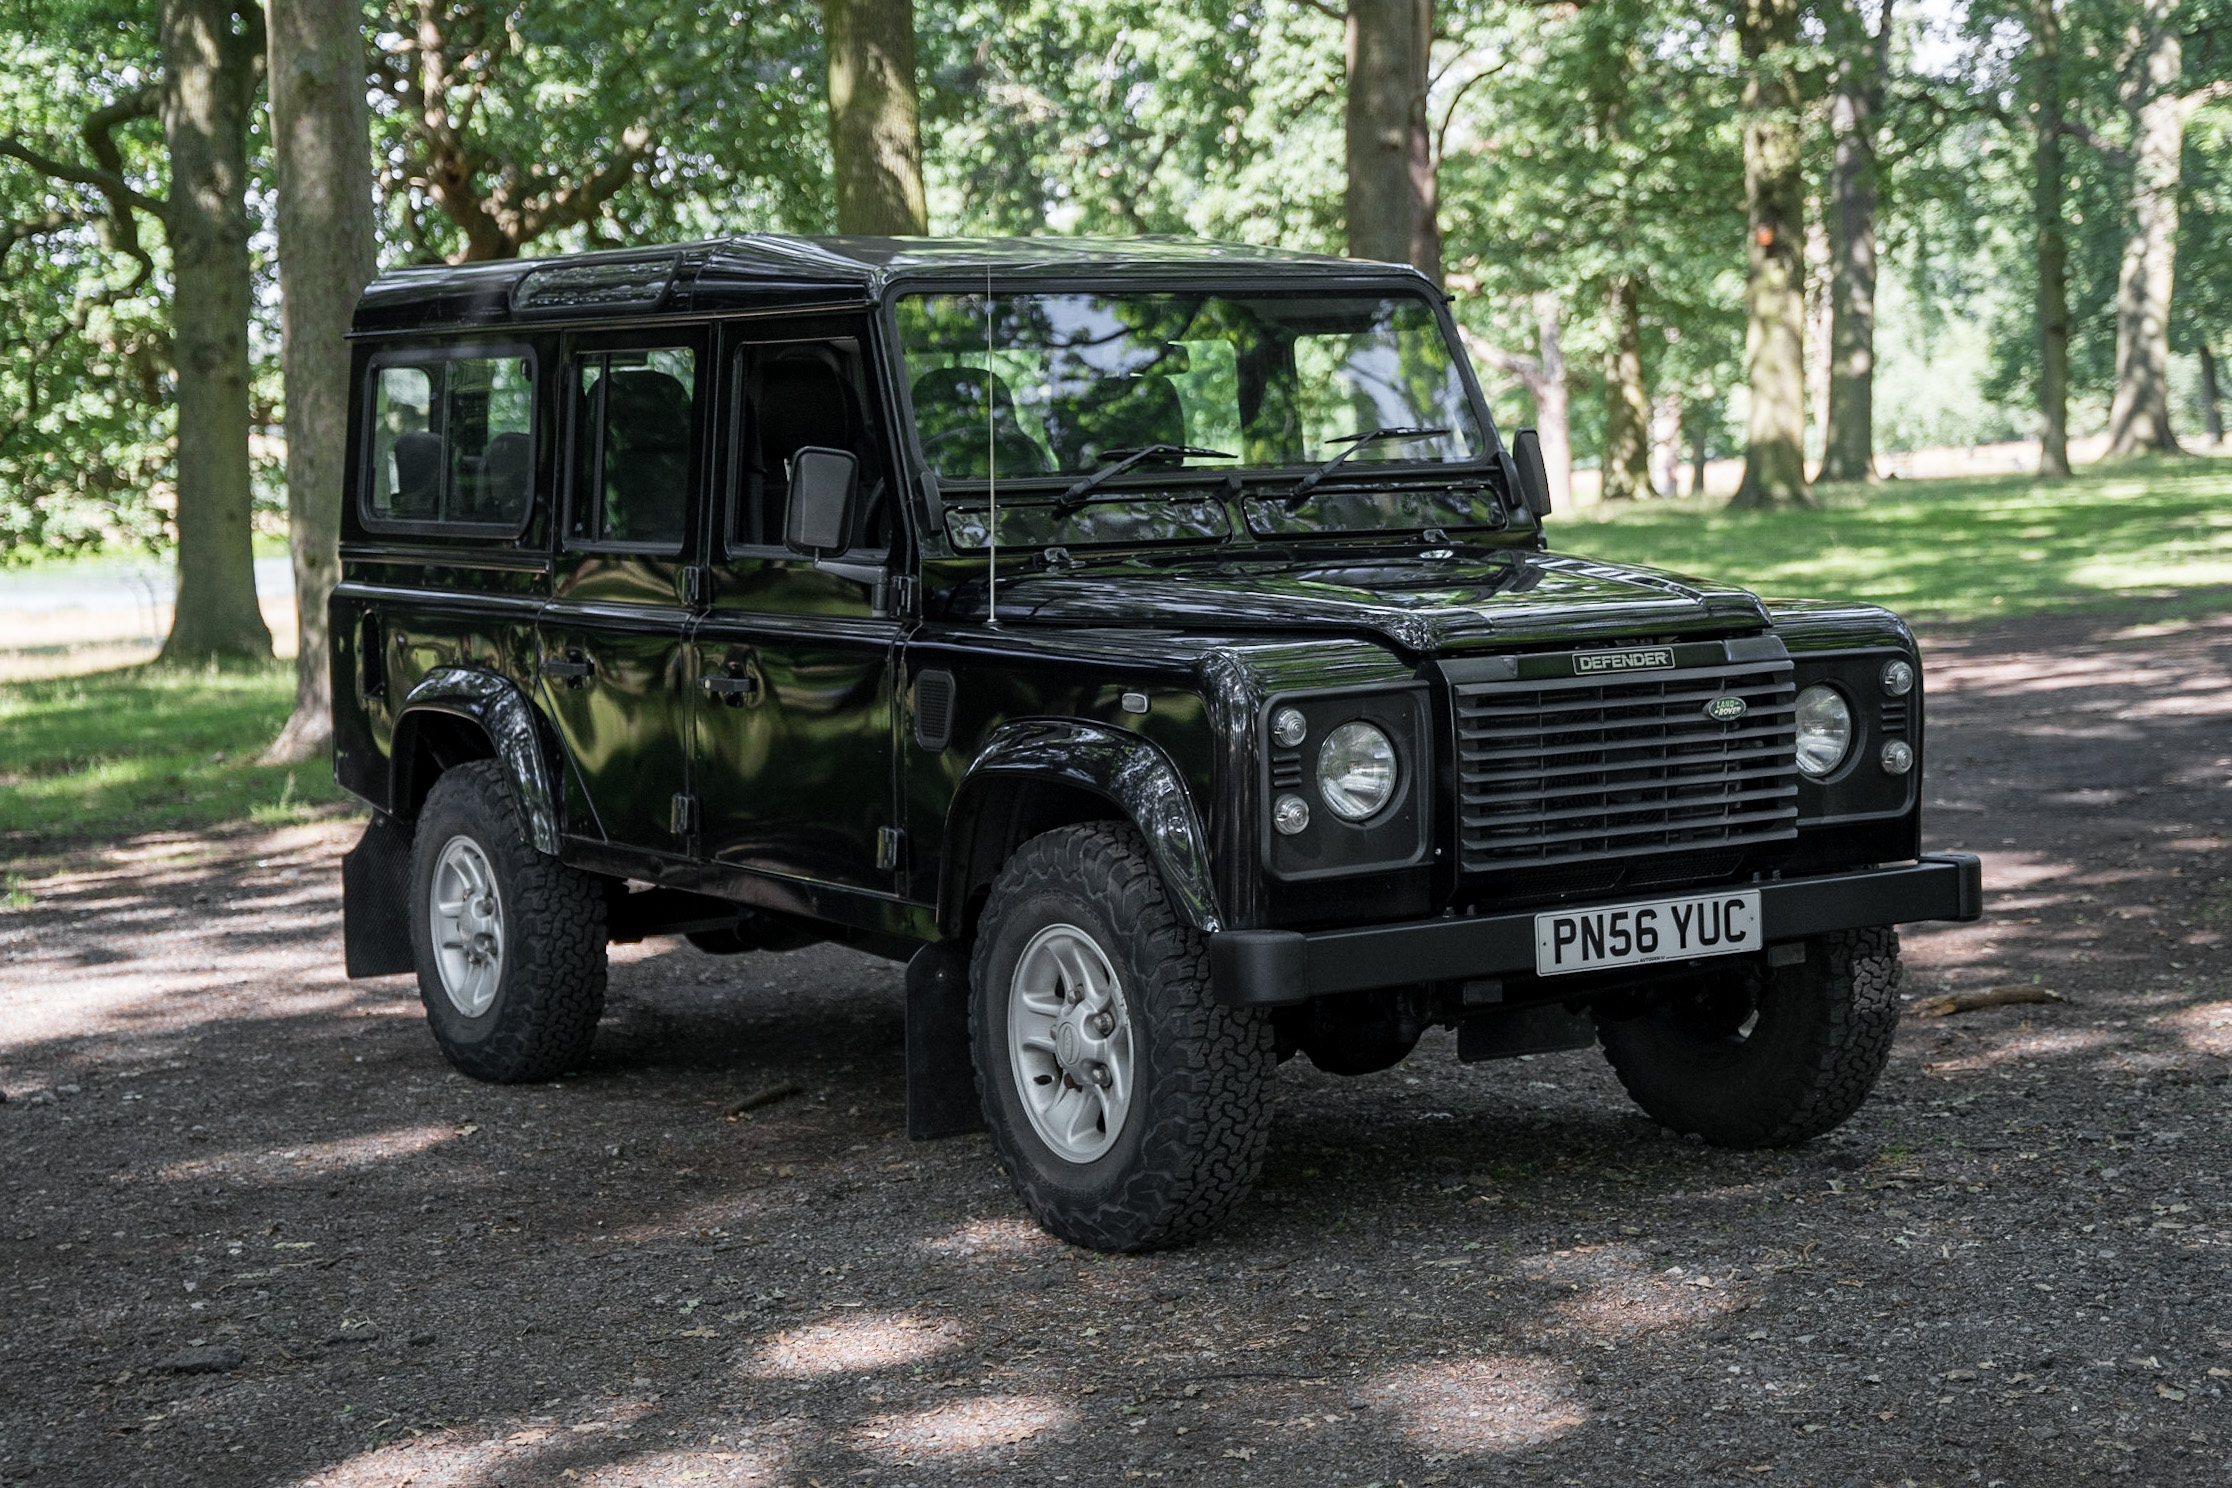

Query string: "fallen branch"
[[1911, 986, 2065, 1018], [723, 1081, 804, 1118]]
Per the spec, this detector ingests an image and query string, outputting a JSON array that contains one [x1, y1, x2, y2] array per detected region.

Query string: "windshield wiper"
[[1284, 426, 1451, 506], [1054, 444, 1234, 513]]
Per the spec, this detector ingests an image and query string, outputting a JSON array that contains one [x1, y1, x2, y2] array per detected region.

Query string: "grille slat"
[[1453, 659, 1800, 877]]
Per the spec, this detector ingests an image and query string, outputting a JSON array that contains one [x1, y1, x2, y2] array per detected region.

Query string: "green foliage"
[[1559, 455, 2232, 624], [0, 662, 350, 845]]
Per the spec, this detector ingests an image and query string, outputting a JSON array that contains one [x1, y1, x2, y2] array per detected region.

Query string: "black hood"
[[947, 548, 1772, 654]]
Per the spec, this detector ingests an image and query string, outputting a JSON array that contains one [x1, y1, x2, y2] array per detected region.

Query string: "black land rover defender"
[[332, 236, 1980, 1252]]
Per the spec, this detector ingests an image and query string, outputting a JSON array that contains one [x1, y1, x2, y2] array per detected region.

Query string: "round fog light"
[[1881, 659, 1915, 696], [1880, 740, 1914, 776], [1273, 793, 1311, 835], [1271, 707, 1308, 748]]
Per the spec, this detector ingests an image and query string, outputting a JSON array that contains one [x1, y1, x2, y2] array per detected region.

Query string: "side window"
[[366, 355, 534, 528], [569, 347, 697, 549], [731, 339, 885, 553]]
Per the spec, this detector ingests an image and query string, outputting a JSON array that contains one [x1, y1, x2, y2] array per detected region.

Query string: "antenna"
[[984, 264, 999, 627]]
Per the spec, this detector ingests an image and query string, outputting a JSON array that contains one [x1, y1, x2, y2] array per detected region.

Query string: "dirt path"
[[4, 615, 2229, 1488]]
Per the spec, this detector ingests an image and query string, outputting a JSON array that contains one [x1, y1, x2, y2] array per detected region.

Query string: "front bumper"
[[1209, 852, 1982, 1008]]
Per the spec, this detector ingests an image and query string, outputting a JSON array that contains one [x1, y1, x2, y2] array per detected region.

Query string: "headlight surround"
[[1793, 684, 1854, 778], [1317, 721, 1399, 820]]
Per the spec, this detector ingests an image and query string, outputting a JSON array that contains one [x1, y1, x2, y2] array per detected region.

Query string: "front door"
[[538, 328, 709, 856], [690, 321, 901, 894]]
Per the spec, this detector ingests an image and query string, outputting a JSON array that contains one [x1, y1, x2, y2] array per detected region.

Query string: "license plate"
[[1534, 889, 1763, 977]]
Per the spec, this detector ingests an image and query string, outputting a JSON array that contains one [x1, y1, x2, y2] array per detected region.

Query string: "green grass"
[[1555, 455, 2232, 626], [0, 662, 351, 850]]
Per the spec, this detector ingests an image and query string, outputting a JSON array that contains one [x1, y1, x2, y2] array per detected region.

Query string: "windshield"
[[893, 290, 1486, 498]]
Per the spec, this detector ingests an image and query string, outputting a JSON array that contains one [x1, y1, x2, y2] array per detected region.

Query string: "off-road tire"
[[409, 760, 608, 1082], [1596, 927, 1902, 1148], [971, 822, 1276, 1251]]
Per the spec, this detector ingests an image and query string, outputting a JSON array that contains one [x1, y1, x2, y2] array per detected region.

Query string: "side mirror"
[[1509, 428, 1553, 520], [784, 446, 860, 555]]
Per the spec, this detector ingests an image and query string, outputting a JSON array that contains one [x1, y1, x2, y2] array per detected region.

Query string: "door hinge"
[[876, 826, 907, 871], [671, 793, 698, 836]]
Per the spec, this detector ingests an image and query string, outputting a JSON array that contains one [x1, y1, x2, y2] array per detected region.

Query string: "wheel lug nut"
[[1092, 1011, 1116, 1036], [1087, 1063, 1112, 1088]]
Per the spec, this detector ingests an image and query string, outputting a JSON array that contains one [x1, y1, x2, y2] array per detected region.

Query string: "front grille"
[[1453, 660, 1799, 876]]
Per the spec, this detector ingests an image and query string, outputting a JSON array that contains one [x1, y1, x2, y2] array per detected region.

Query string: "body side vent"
[[913, 669, 956, 752]]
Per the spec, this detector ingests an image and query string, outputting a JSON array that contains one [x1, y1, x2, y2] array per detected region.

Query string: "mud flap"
[[905, 939, 984, 1139], [1458, 1002, 1597, 1061], [343, 812, 416, 978]]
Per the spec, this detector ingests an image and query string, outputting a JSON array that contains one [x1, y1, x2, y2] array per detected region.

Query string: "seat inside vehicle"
[[1044, 371, 1186, 469], [910, 364, 1049, 478], [599, 368, 692, 545]]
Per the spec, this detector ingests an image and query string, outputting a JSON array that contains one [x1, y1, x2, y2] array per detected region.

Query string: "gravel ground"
[[4, 611, 2230, 1488]]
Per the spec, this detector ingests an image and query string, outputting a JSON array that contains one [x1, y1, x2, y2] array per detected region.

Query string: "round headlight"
[[1272, 793, 1311, 835], [1317, 721, 1398, 820], [1793, 684, 1853, 779], [1881, 659, 1915, 697], [1270, 706, 1309, 749], [1880, 740, 1914, 776]]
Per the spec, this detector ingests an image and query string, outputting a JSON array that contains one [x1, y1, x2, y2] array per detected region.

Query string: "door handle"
[[541, 650, 595, 689], [700, 662, 760, 707]]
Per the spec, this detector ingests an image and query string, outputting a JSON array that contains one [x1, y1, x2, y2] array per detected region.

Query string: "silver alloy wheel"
[[430, 835, 505, 1017], [1007, 922, 1134, 1163]]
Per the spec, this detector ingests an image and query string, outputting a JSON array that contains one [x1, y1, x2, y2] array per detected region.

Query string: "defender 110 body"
[[332, 236, 1979, 1250]]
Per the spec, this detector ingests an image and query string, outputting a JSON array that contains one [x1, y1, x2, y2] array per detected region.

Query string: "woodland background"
[[2, 0, 2229, 759]]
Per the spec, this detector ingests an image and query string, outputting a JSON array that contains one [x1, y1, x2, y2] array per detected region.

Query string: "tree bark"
[[2106, 0, 2183, 456], [2202, 341, 2224, 444], [2032, 0, 2073, 478], [1732, 0, 1810, 508], [1532, 290, 1571, 509], [1821, 0, 1890, 484], [1345, 0, 1439, 279], [263, 0, 377, 762], [826, 0, 928, 235], [1601, 276, 1654, 499], [157, 0, 271, 663]]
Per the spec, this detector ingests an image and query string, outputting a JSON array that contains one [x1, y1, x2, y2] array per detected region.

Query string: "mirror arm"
[[812, 556, 897, 618]]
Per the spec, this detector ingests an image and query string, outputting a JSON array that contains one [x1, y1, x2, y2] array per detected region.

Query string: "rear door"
[[689, 320, 902, 893], [537, 326, 710, 856]]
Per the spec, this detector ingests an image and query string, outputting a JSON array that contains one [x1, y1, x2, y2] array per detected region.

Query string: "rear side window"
[[569, 347, 698, 550], [364, 354, 535, 530]]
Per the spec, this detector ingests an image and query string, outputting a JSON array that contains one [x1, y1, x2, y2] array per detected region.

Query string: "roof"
[[350, 234, 1427, 336]]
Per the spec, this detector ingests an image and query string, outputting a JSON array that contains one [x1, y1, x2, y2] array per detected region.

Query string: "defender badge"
[[1705, 695, 1748, 722]]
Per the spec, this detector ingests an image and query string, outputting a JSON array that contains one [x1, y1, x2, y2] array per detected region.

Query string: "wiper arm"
[[1284, 426, 1451, 506], [1054, 444, 1234, 513]]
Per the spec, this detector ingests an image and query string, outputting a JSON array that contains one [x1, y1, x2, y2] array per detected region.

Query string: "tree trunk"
[[826, 0, 928, 235], [2202, 342, 2224, 443], [1345, 0, 1439, 279], [2106, 0, 2183, 457], [1732, 0, 1809, 508], [1691, 411, 1710, 495], [1601, 276, 1654, 499], [1821, 0, 1890, 484], [263, 0, 377, 762], [2032, 0, 2072, 478], [1532, 290, 1572, 508], [157, 0, 271, 663]]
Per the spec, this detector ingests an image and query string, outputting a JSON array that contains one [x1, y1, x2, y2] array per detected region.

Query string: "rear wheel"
[[1596, 928, 1902, 1148], [971, 823, 1275, 1251], [409, 760, 608, 1082]]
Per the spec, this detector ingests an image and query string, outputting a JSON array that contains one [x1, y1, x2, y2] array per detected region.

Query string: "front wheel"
[[971, 823, 1275, 1251], [1596, 927, 1903, 1148], [409, 760, 609, 1082]]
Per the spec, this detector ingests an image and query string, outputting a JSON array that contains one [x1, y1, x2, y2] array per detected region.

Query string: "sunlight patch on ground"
[[1510, 1244, 1744, 1341], [743, 1312, 968, 1378], [158, 1123, 459, 1184], [1362, 1354, 1586, 1454], [917, 1214, 1061, 1259], [2163, 1001, 2232, 1057], [849, 1394, 1074, 1461]]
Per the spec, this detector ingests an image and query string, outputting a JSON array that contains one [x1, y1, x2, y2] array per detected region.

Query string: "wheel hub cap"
[[430, 836, 505, 1018], [1007, 923, 1133, 1163]]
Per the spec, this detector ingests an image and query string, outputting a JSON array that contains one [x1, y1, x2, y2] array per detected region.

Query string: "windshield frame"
[[877, 272, 1505, 545]]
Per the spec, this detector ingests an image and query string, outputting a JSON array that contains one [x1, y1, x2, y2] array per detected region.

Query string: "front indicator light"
[[1271, 707, 1308, 748], [1880, 740, 1914, 775], [1273, 793, 1311, 835], [1881, 659, 1915, 696], [1793, 684, 1853, 778], [1317, 721, 1398, 820]]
